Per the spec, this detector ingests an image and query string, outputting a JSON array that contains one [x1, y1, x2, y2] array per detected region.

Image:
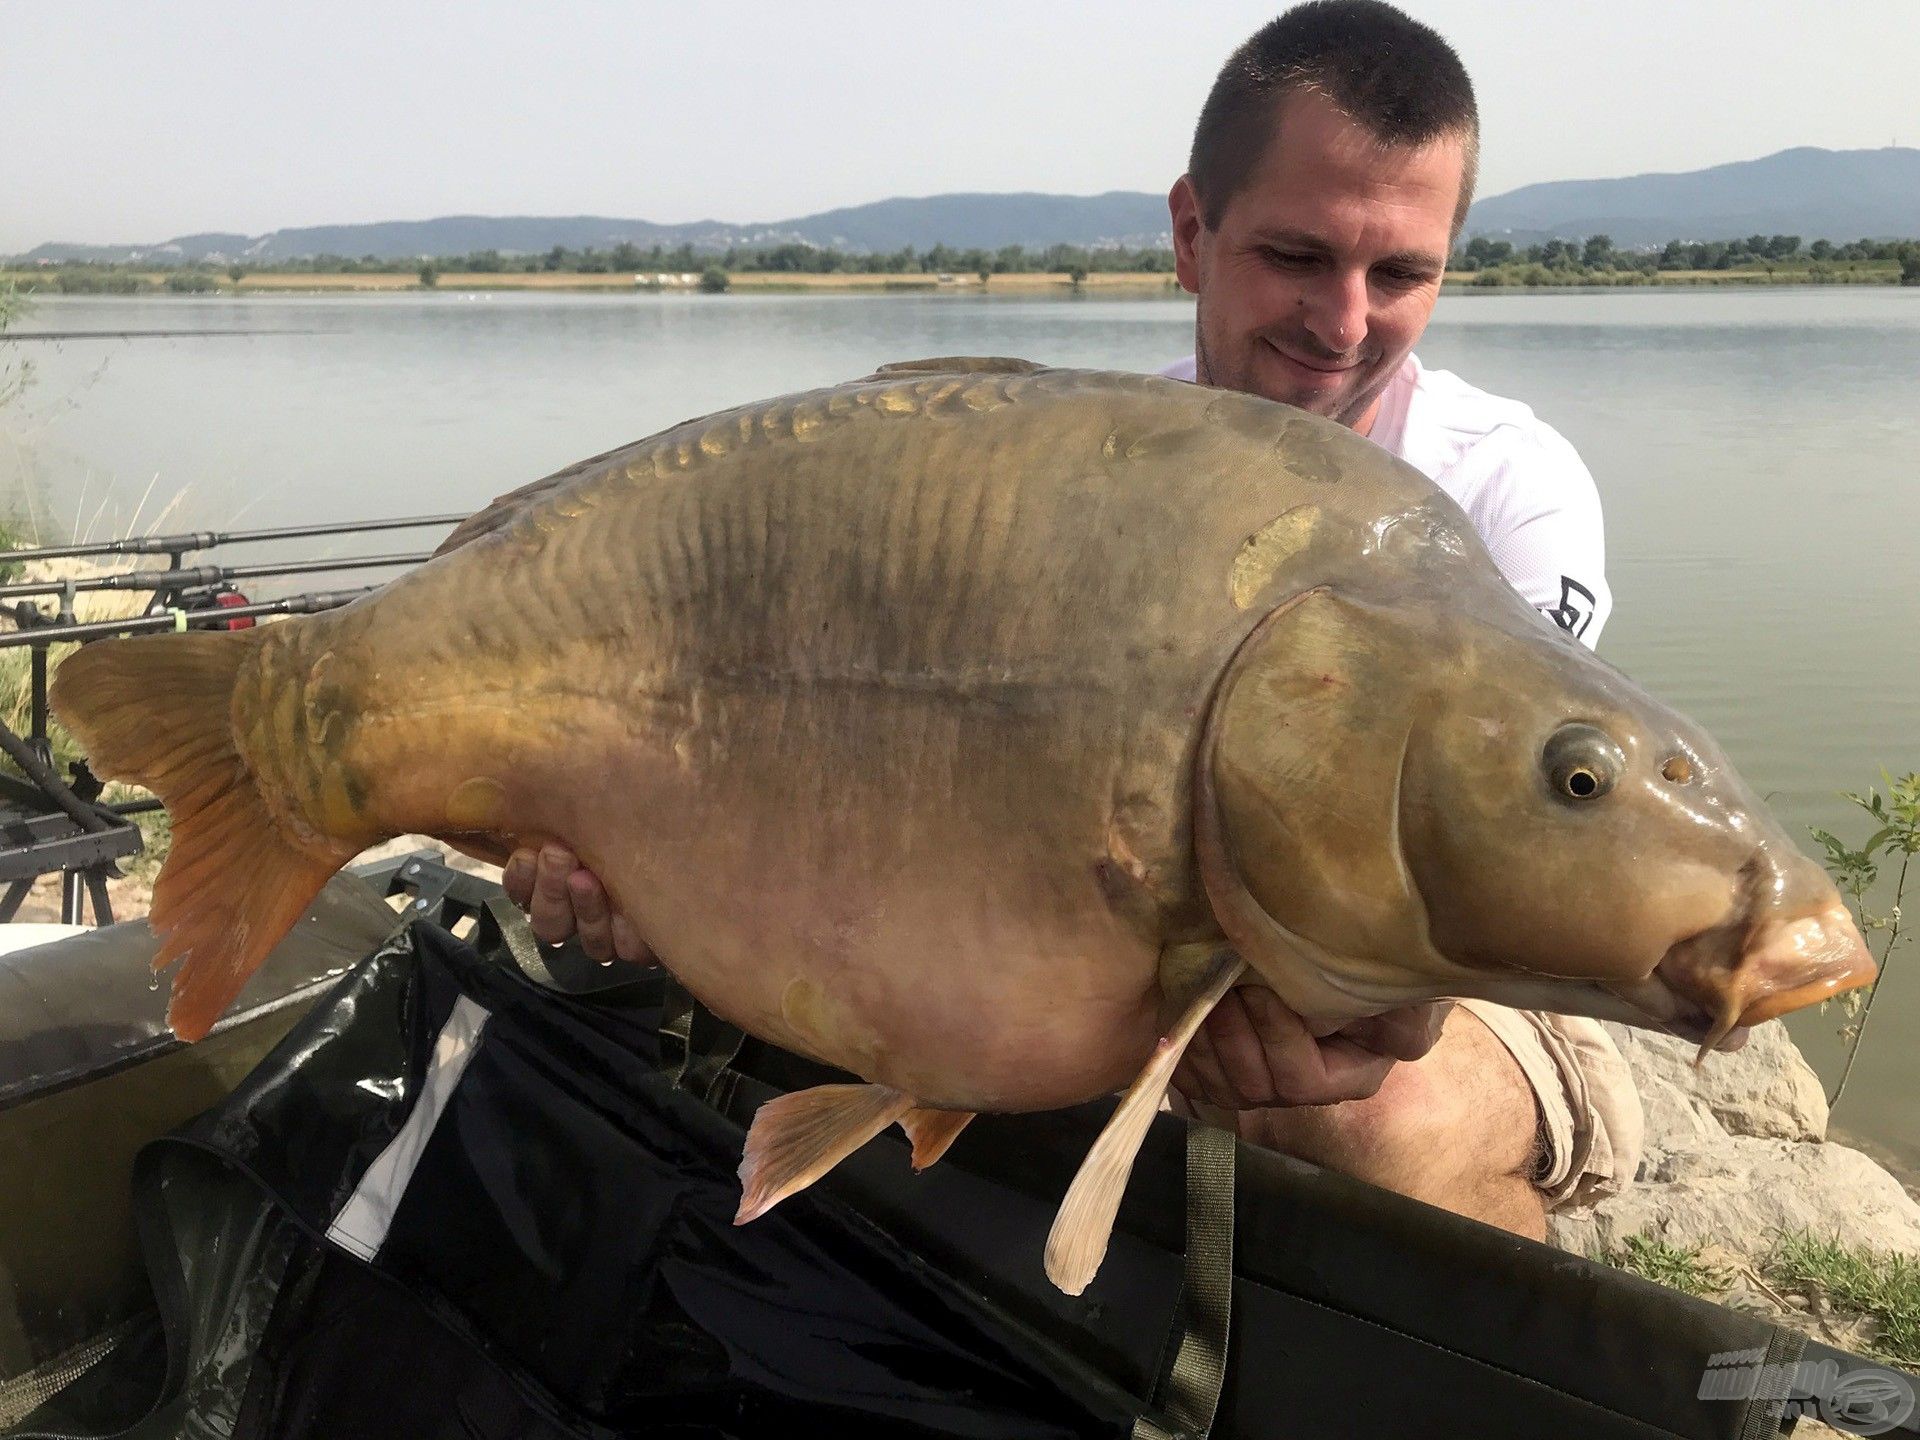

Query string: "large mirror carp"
[[52, 357, 1875, 1293]]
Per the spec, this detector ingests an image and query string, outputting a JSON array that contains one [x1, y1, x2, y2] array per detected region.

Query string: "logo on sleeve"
[[1545, 576, 1597, 639]]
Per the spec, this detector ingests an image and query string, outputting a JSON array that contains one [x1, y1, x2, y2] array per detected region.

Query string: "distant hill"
[[15, 146, 1919, 264], [1464, 147, 1920, 248], [14, 193, 1174, 265]]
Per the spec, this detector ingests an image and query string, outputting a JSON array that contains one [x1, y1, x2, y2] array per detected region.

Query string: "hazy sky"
[[4, 0, 1916, 252]]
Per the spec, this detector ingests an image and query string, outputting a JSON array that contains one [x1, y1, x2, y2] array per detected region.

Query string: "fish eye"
[[1542, 724, 1625, 803]]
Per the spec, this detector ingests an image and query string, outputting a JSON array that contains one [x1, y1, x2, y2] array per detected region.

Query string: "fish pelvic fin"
[[735, 1083, 915, 1224], [896, 1107, 975, 1171], [1044, 948, 1247, 1296], [49, 632, 353, 1042]]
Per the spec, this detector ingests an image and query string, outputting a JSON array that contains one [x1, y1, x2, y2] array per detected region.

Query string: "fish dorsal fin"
[[859, 356, 1048, 382], [433, 441, 641, 557]]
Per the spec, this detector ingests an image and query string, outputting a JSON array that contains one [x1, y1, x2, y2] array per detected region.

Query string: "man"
[[506, 0, 1642, 1243], [1157, 1, 1638, 1242]]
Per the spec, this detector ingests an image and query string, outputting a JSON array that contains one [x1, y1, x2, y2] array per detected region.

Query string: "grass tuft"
[[1605, 1231, 1920, 1368], [1608, 1235, 1729, 1297], [1768, 1232, 1920, 1368]]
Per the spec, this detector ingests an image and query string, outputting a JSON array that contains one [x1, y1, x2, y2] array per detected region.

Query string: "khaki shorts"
[[1456, 999, 1645, 1211]]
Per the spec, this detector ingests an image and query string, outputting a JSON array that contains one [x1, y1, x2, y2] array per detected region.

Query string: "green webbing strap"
[[475, 897, 744, 1106], [481, 895, 564, 992], [656, 976, 746, 1108], [1134, 1121, 1237, 1440], [657, 978, 696, 1085], [1735, 1325, 1807, 1440]]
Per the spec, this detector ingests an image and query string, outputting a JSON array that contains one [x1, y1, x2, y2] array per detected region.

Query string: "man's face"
[[1171, 89, 1465, 434]]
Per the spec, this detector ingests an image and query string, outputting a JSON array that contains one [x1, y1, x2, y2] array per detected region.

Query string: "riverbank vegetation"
[[2, 239, 1174, 294], [1454, 233, 1919, 287], [7, 232, 1917, 295], [1608, 1231, 1920, 1367], [0, 282, 31, 410], [1812, 772, 1918, 1107]]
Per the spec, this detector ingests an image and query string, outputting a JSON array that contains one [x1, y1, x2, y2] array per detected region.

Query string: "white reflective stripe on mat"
[[325, 994, 491, 1262]]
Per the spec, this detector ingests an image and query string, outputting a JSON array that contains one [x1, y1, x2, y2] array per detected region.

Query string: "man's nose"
[[1301, 270, 1369, 354]]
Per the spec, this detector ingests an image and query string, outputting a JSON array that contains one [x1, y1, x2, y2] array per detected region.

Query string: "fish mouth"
[[1615, 903, 1877, 1064]]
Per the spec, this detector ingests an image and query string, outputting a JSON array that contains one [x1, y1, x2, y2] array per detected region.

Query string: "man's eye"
[[1265, 249, 1313, 268], [1376, 267, 1432, 287]]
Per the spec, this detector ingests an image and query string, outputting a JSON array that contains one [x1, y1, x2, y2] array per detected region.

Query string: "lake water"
[[4, 287, 1918, 1170]]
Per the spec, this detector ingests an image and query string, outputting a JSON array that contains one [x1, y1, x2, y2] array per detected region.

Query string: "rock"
[[1603, 1019, 1829, 1147], [1549, 1019, 1920, 1263], [1624, 1052, 1723, 1160], [1549, 1135, 1920, 1259]]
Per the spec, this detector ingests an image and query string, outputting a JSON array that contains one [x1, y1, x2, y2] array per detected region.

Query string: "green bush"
[[54, 270, 147, 294], [165, 272, 218, 293], [699, 265, 730, 294], [1811, 771, 1917, 1106]]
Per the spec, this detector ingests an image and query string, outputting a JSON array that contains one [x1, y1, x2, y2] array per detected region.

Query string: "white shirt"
[[1158, 353, 1611, 647]]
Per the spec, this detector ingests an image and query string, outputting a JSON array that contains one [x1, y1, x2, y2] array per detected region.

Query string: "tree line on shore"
[[1456, 233, 1920, 285], [11, 232, 1920, 291]]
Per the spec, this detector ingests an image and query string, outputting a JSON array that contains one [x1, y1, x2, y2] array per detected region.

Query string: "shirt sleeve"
[[1443, 424, 1612, 650]]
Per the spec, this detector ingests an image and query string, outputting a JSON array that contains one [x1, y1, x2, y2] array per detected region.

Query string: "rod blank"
[[0, 587, 378, 648], [0, 514, 463, 565], [0, 551, 430, 601]]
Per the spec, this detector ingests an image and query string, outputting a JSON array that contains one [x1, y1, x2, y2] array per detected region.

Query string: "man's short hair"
[[1189, 0, 1480, 238]]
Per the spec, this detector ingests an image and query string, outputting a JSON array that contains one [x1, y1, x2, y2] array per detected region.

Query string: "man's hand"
[[1172, 986, 1451, 1110], [501, 844, 651, 965]]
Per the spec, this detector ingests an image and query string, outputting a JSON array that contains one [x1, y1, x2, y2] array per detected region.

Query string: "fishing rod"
[[0, 507, 460, 924], [0, 513, 464, 565], [0, 550, 430, 602], [0, 578, 386, 924], [0, 586, 379, 649]]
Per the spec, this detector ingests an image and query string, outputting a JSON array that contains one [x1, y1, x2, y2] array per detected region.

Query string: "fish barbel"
[[51, 358, 1875, 1292]]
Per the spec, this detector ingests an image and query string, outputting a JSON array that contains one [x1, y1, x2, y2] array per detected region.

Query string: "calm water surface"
[[4, 288, 1917, 1166]]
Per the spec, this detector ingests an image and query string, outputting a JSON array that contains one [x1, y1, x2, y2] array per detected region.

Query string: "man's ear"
[[1169, 175, 1204, 295]]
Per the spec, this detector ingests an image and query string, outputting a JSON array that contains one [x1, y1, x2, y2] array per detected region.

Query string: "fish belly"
[[544, 696, 1174, 1113]]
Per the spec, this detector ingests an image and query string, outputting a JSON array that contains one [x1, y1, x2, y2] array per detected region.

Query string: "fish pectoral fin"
[[1044, 949, 1247, 1296], [736, 1083, 915, 1224], [896, 1108, 976, 1171]]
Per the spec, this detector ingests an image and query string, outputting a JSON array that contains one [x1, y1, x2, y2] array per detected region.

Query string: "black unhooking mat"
[[9, 914, 1914, 1440]]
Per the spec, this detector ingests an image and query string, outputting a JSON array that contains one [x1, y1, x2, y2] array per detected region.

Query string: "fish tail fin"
[[896, 1107, 975, 1171], [50, 632, 351, 1041], [734, 1083, 915, 1224]]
